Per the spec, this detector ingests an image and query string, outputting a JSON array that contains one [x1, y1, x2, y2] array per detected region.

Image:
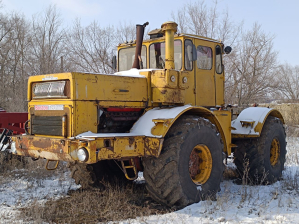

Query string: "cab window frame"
[[184, 39, 193, 71], [215, 45, 223, 74], [196, 45, 213, 70], [118, 45, 147, 71], [149, 39, 182, 70]]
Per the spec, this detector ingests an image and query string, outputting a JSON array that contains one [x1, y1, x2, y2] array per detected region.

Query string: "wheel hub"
[[189, 144, 212, 185], [270, 138, 280, 166]]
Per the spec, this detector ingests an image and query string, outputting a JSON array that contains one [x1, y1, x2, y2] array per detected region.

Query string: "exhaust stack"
[[132, 22, 149, 69], [161, 21, 178, 70]]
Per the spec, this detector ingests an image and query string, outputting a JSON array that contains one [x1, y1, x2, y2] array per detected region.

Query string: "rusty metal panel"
[[144, 137, 164, 157], [13, 135, 77, 162], [97, 136, 144, 160], [178, 71, 190, 89], [152, 88, 185, 103], [95, 136, 163, 160], [12, 134, 164, 164], [151, 70, 178, 88], [151, 70, 186, 104]]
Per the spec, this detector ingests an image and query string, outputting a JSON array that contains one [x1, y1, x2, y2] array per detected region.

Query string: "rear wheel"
[[143, 116, 223, 208], [234, 116, 286, 184]]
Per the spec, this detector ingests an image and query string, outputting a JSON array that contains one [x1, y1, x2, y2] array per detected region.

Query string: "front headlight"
[[77, 148, 89, 162], [32, 81, 68, 99]]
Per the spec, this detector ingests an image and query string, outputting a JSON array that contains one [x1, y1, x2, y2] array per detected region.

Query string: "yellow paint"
[[16, 21, 257, 167], [72, 72, 147, 102], [161, 21, 178, 70], [254, 122, 263, 133], [74, 101, 97, 135], [151, 70, 178, 89], [189, 144, 212, 185], [270, 138, 280, 166], [212, 110, 232, 155], [151, 119, 173, 136], [193, 39, 216, 106]]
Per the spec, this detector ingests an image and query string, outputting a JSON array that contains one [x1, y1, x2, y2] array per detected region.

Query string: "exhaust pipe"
[[161, 21, 178, 70], [132, 22, 149, 69]]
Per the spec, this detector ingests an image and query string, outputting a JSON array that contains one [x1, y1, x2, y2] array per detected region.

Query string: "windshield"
[[118, 46, 146, 71], [149, 40, 182, 70]]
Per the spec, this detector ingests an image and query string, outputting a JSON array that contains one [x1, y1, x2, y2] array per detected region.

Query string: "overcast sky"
[[1, 0, 298, 66]]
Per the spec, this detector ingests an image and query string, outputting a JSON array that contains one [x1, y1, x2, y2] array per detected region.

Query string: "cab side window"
[[215, 45, 223, 74], [185, 39, 193, 71], [197, 46, 212, 70]]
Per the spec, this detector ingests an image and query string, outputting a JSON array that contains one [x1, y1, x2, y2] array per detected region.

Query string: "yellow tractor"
[[7, 21, 286, 208]]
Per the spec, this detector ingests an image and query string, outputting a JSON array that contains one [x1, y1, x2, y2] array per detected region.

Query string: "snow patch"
[[81, 68, 159, 78]]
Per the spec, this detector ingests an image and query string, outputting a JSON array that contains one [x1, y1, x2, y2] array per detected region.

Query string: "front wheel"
[[143, 116, 224, 208]]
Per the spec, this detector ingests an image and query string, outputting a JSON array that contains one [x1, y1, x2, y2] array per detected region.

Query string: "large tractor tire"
[[68, 160, 126, 189], [143, 115, 224, 208], [234, 116, 286, 184]]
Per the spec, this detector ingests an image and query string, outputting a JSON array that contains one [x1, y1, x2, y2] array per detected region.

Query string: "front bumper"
[[11, 134, 163, 164]]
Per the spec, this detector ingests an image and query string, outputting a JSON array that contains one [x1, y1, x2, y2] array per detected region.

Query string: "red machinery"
[[0, 108, 28, 134], [0, 108, 28, 150]]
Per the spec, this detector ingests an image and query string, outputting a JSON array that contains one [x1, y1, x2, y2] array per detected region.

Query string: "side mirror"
[[224, 46, 232, 54], [112, 55, 117, 70], [192, 44, 197, 61]]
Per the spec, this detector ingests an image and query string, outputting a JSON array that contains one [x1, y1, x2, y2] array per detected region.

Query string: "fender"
[[231, 107, 284, 138], [130, 105, 231, 154]]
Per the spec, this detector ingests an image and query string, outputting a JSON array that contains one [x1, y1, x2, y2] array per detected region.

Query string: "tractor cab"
[[117, 27, 231, 107]]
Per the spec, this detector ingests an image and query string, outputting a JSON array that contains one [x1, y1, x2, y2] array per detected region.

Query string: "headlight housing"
[[77, 148, 89, 162], [32, 80, 69, 99]]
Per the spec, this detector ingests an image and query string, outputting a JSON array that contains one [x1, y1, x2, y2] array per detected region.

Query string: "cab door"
[[194, 39, 215, 107]]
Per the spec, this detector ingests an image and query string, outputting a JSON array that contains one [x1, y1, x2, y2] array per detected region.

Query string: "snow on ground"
[[0, 170, 80, 223], [0, 138, 299, 223]]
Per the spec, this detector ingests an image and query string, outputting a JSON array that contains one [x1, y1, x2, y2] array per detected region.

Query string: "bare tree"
[[0, 11, 31, 111], [116, 21, 136, 43], [225, 23, 278, 105], [276, 63, 299, 101], [27, 5, 66, 75], [171, 0, 241, 45], [66, 19, 116, 74], [0, 18, 13, 110], [6, 13, 31, 111]]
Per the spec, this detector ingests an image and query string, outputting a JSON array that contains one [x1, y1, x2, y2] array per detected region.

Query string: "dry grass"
[[261, 103, 299, 137], [19, 180, 172, 224], [0, 153, 172, 223]]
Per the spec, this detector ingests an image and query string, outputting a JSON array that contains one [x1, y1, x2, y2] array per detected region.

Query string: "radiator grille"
[[31, 116, 63, 136]]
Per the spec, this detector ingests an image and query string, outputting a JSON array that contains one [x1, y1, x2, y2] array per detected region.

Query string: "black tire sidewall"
[[178, 124, 223, 202], [263, 122, 286, 181]]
